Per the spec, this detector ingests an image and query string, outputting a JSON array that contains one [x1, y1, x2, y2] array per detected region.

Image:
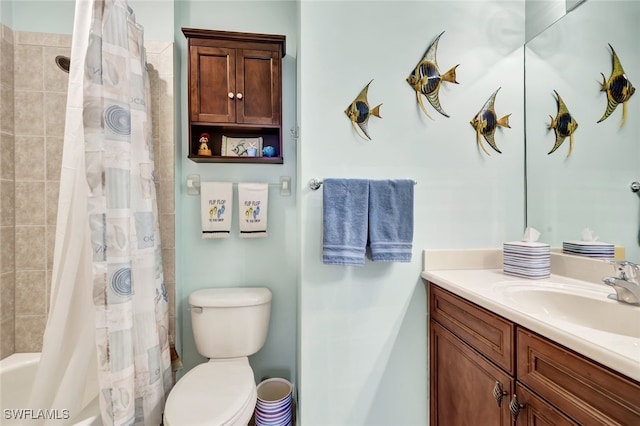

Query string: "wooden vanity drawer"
[[430, 284, 515, 374], [517, 328, 640, 425]]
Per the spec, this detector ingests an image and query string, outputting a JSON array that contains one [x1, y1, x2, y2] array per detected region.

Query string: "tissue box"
[[503, 242, 550, 279], [562, 241, 614, 260]]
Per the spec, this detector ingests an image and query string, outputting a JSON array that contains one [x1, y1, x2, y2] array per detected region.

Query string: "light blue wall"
[[174, 0, 299, 386], [298, 1, 525, 424], [0, 0, 13, 27], [10, 1, 529, 424], [6, 0, 299, 402], [10, 1, 75, 32], [8, 0, 173, 41]]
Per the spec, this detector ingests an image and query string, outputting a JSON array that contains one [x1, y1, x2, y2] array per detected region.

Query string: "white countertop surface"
[[422, 268, 640, 382]]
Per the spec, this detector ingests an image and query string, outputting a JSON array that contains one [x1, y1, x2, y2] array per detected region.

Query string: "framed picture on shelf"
[[221, 136, 263, 157]]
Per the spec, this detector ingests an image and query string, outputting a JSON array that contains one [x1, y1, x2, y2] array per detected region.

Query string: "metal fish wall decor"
[[406, 31, 459, 119], [598, 43, 635, 127], [469, 87, 511, 156], [548, 90, 578, 158], [344, 79, 382, 141]]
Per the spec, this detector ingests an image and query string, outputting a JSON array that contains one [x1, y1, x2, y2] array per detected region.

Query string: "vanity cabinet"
[[428, 283, 640, 426], [512, 384, 577, 426], [182, 28, 286, 163], [516, 329, 640, 425], [430, 284, 516, 425], [430, 321, 514, 425]]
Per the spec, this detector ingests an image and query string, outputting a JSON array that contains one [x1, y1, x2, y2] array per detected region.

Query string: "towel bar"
[[186, 174, 292, 196], [308, 178, 417, 190]]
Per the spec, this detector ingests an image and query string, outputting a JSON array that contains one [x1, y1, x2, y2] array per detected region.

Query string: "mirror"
[[525, 0, 568, 43], [525, 0, 640, 262]]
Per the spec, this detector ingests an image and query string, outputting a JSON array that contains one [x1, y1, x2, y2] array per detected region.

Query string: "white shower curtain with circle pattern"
[[31, 1, 171, 425], [83, 0, 172, 424], [31, 0, 99, 423]]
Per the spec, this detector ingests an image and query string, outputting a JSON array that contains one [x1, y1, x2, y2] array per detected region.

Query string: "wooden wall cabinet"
[[182, 28, 286, 163], [428, 283, 640, 426]]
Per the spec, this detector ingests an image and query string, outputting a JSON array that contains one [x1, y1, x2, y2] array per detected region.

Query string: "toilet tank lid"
[[189, 287, 272, 307]]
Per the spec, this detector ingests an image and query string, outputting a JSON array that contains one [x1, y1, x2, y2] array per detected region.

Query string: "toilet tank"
[[189, 287, 272, 359]]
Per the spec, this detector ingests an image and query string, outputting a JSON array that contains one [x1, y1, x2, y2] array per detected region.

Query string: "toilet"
[[163, 287, 272, 426]]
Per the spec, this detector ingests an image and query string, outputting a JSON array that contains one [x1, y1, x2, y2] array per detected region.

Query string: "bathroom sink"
[[492, 281, 640, 338]]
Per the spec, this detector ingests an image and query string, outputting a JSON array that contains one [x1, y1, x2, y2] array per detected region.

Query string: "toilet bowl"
[[163, 287, 272, 426], [163, 358, 256, 426]]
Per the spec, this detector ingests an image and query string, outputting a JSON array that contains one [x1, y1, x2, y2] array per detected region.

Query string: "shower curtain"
[[31, 1, 171, 425]]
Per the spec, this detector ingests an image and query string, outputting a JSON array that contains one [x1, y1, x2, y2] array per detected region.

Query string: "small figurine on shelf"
[[262, 146, 276, 157], [197, 133, 212, 156]]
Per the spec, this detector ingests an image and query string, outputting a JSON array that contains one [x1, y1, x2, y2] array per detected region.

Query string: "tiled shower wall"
[[0, 26, 175, 358], [0, 24, 16, 359]]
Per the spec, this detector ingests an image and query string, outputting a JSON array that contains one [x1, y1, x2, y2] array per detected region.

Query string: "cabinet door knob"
[[493, 382, 507, 407], [236, 93, 243, 100], [509, 394, 525, 421], [228, 92, 235, 99]]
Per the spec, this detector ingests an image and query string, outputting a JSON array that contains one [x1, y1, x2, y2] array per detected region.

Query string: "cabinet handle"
[[492, 382, 507, 407], [236, 93, 243, 100], [509, 394, 524, 421], [228, 92, 234, 99]]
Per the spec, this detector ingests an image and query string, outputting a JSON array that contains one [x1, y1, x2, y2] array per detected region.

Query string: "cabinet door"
[[236, 48, 281, 126], [190, 46, 236, 123], [514, 384, 578, 426], [430, 321, 513, 426]]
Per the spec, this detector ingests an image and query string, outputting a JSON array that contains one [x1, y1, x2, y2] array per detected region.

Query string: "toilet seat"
[[163, 357, 257, 426]]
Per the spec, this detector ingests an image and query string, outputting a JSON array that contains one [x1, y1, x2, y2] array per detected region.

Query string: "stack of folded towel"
[[322, 179, 414, 265]]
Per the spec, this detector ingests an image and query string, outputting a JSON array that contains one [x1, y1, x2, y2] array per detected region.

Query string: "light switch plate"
[[280, 176, 291, 196]]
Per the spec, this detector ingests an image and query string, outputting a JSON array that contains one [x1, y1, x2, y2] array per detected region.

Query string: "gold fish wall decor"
[[406, 31, 459, 119], [598, 44, 635, 127], [469, 88, 511, 156], [548, 90, 579, 158], [344, 79, 382, 141]]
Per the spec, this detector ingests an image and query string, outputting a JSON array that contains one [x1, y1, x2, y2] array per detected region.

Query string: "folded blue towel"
[[323, 179, 370, 265], [368, 179, 414, 262]]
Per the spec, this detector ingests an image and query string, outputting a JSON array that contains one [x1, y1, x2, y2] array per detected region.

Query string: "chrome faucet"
[[603, 261, 640, 305]]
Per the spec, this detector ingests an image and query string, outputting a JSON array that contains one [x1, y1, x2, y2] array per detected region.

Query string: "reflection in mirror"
[[525, 0, 589, 43], [565, 0, 587, 13], [525, 0, 640, 262], [525, 0, 566, 43]]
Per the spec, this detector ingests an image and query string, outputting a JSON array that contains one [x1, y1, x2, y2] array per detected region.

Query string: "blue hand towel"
[[323, 179, 370, 265], [368, 179, 414, 262]]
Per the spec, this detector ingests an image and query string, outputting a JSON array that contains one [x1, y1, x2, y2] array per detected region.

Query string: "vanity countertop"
[[422, 266, 640, 383]]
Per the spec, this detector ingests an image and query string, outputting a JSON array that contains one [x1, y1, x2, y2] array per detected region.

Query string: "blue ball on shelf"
[[262, 146, 276, 157]]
